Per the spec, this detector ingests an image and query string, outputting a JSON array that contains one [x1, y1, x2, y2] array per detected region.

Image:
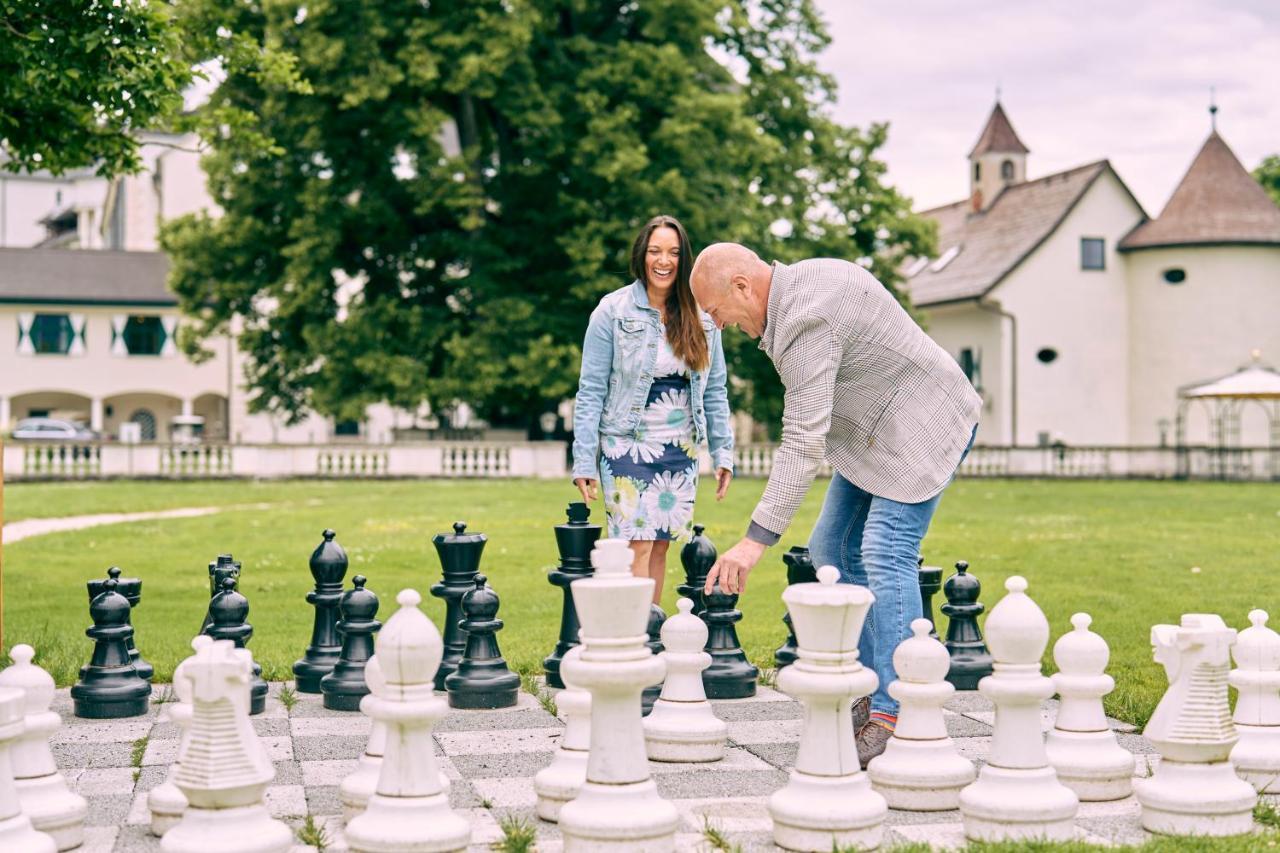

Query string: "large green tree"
[[163, 0, 933, 434], [0, 0, 190, 176], [1256, 155, 1280, 208]]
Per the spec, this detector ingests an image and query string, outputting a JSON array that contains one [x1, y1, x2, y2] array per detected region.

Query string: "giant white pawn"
[[644, 597, 727, 762], [149, 636, 212, 836], [162, 639, 292, 853], [559, 538, 679, 851], [0, 645, 87, 849], [341, 654, 450, 823], [1135, 614, 1256, 834], [340, 653, 388, 824], [534, 644, 591, 822], [1045, 613, 1134, 801], [959, 576, 1078, 842], [769, 565, 886, 852], [345, 590, 470, 853], [0, 687, 56, 852], [1229, 609, 1280, 793], [868, 618, 975, 810]]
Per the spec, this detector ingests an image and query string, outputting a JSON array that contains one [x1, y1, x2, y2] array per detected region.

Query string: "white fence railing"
[[721, 444, 1280, 482], [7, 441, 1279, 482], [2, 441, 567, 481]]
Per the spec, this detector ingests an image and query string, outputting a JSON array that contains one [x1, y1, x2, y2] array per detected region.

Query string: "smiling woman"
[[570, 215, 737, 603]]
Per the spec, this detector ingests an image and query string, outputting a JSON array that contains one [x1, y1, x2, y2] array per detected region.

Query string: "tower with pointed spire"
[[968, 102, 1030, 213]]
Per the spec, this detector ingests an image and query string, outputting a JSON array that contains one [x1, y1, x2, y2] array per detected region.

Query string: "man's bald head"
[[690, 242, 772, 339], [690, 243, 764, 298]]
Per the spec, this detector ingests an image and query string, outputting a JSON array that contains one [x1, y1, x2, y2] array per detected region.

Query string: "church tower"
[[968, 102, 1029, 212]]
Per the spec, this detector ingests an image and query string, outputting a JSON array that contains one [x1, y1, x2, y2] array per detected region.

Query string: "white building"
[[909, 103, 1280, 448], [0, 136, 412, 443]]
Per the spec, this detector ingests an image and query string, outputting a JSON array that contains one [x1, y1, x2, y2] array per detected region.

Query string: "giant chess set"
[[3, 502, 1280, 851]]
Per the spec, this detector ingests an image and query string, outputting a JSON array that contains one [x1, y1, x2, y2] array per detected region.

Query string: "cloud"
[[814, 0, 1280, 212]]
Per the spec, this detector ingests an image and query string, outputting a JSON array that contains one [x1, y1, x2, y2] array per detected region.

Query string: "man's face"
[[693, 275, 764, 339]]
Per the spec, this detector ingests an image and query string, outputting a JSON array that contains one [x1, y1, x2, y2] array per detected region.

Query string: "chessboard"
[[50, 680, 1189, 852]]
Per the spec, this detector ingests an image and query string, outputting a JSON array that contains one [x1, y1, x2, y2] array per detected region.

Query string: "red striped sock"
[[869, 712, 897, 732]]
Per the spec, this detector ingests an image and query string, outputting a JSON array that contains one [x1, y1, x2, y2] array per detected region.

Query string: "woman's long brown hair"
[[629, 215, 709, 372]]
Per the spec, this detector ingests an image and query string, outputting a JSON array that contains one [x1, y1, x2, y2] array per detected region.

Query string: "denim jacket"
[[573, 280, 735, 480]]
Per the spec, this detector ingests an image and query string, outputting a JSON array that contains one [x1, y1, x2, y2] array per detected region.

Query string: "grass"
[[295, 814, 330, 851], [130, 734, 147, 783], [277, 684, 298, 713], [130, 735, 148, 768], [516, 664, 559, 717], [701, 818, 742, 852], [4, 477, 1279, 728], [493, 814, 537, 852]]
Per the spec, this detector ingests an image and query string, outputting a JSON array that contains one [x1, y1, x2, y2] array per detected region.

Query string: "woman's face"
[[645, 226, 681, 290]]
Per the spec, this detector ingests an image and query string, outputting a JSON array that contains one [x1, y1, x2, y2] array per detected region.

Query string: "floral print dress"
[[599, 333, 698, 542]]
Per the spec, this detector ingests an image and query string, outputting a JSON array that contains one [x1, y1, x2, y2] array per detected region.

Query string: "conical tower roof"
[[968, 102, 1030, 158], [1120, 131, 1280, 250]]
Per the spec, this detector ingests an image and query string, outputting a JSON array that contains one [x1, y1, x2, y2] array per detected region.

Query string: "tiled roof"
[[968, 103, 1030, 158], [1119, 131, 1280, 250], [907, 161, 1120, 307], [0, 248, 174, 305]]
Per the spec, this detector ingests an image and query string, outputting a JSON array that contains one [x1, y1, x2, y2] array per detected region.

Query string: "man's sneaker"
[[856, 720, 893, 769], [851, 696, 870, 733]]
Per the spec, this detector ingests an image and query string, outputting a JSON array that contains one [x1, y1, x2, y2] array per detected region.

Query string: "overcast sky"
[[812, 0, 1280, 215]]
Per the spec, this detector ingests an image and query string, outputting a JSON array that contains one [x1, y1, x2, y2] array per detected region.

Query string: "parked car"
[[11, 417, 99, 441]]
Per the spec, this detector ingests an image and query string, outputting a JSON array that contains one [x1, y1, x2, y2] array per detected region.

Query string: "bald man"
[[690, 243, 980, 767]]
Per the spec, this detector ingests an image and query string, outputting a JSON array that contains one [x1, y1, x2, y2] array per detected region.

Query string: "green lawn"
[[4, 477, 1279, 729]]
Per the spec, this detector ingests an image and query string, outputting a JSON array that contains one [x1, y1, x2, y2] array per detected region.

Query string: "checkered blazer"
[[752, 259, 982, 537]]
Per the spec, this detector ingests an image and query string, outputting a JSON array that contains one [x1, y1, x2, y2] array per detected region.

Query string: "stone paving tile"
[[709, 698, 804, 722], [292, 734, 374, 761], [300, 758, 359, 786], [725, 718, 804, 745], [449, 750, 558, 779], [41, 681, 1191, 852], [655, 767, 787, 799], [469, 775, 537, 808], [435, 726, 563, 755]]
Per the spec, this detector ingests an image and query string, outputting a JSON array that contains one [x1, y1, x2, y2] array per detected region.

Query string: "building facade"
[[0, 135, 413, 444], [909, 104, 1280, 447]]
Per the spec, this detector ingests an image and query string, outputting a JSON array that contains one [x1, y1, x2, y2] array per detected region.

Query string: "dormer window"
[[905, 256, 930, 278], [1001, 160, 1014, 180]]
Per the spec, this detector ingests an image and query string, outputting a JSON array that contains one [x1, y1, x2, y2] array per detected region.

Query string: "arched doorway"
[[129, 409, 157, 442]]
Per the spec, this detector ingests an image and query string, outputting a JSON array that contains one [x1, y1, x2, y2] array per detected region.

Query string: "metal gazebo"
[[1175, 351, 1280, 479]]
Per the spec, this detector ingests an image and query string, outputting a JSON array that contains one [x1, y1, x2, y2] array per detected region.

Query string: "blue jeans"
[[807, 427, 976, 716]]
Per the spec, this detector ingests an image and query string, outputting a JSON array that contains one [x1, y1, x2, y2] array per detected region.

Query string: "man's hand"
[[573, 477, 598, 502], [705, 537, 767, 596], [715, 467, 733, 500]]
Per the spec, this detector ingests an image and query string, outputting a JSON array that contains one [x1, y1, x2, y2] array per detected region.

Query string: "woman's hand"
[[715, 467, 733, 500], [574, 477, 598, 502]]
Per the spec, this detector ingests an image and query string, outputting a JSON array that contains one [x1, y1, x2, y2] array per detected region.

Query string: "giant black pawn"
[[692, 529, 758, 699], [640, 603, 667, 717], [200, 553, 240, 635], [445, 575, 520, 709], [208, 577, 269, 715], [774, 546, 817, 670], [293, 529, 350, 693], [702, 582, 759, 698], [321, 576, 381, 711], [86, 567, 154, 683], [942, 560, 994, 690], [543, 502, 601, 689], [431, 522, 486, 692], [71, 579, 151, 719], [917, 554, 944, 640], [677, 525, 716, 617]]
